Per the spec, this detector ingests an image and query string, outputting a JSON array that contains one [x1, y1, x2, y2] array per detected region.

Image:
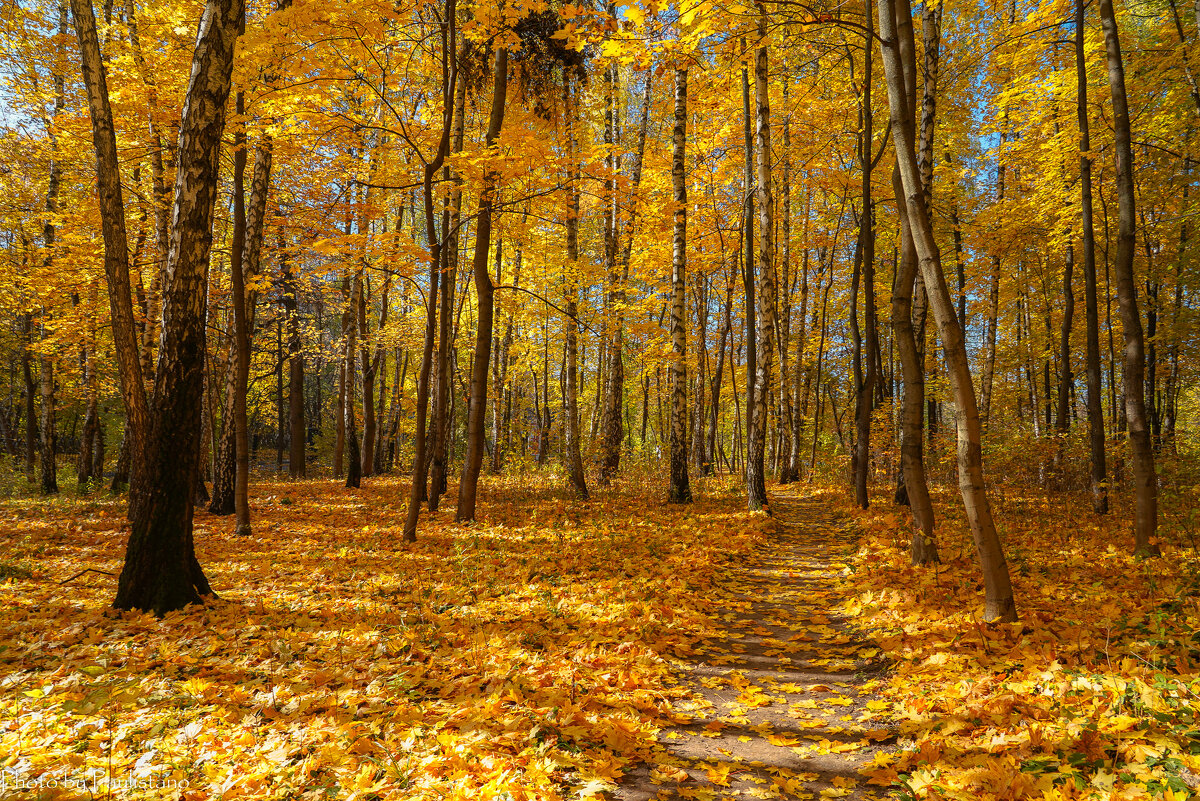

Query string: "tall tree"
[[563, 71, 589, 500], [878, 0, 1016, 620], [402, 0, 457, 542], [747, 5, 776, 512], [456, 45, 509, 522], [887, 0, 936, 562], [1098, 0, 1157, 553], [851, 0, 880, 509], [115, 0, 244, 614], [669, 66, 692, 505]]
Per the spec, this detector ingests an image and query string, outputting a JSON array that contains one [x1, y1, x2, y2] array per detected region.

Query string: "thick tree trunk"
[[669, 67, 692, 504], [888, 6, 936, 561], [879, 0, 1016, 621], [456, 47, 508, 522], [116, 0, 242, 614], [747, 10, 775, 512], [1099, 0, 1157, 553]]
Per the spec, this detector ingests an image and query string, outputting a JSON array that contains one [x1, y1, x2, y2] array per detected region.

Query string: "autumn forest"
[[0, 0, 1198, 796]]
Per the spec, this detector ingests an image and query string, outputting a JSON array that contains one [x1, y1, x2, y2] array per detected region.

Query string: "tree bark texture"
[[456, 46, 508, 522], [669, 68, 692, 504], [747, 10, 775, 512], [116, 0, 243, 615], [1099, 0, 1157, 553], [879, 0, 1016, 620]]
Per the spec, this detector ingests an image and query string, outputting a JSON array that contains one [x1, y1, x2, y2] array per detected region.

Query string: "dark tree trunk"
[[740, 42, 757, 494], [116, 0, 243, 615], [71, 0, 151, 502], [281, 236, 306, 478], [563, 74, 589, 499], [404, 9, 458, 538], [345, 270, 362, 490], [852, 4, 880, 509], [879, 0, 1016, 620], [456, 47, 507, 521], [1099, 0, 1157, 553]]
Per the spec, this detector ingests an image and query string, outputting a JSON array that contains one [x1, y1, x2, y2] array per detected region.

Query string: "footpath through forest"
[[616, 489, 896, 801]]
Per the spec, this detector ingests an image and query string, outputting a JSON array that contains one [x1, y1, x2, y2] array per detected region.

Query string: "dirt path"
[[615, 488, 896, 801]]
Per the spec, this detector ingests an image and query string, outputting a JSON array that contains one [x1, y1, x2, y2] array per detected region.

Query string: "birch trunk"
[[669, 67, 692, 504]]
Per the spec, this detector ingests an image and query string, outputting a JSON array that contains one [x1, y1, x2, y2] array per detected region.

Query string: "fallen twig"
[[58, 568, 116, 585]]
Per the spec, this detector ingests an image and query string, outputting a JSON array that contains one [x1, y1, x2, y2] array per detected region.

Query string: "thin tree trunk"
[[70, 0, 150, 501], [456, 46, 508, 522], [430, 67, 466, 506], [333, 360, 346, 477], [879, 0, 1016, 620], [345, 269, 362, 489], [747, 11, 775, 512], [1099, 0, 1157, 553], [1057, 241, 1075, 433], [741, 40, 757, 491], [669, 67, 692, 504], [597, 70, 653, 485], [39, 351, 57, 495], [563, 73, 589, 499], [853, 1, 880, 508], [281, 234, 306, 478], [22, 314, 36, 483], [708, 278, 733, 475], [233, 99, 274, 535]]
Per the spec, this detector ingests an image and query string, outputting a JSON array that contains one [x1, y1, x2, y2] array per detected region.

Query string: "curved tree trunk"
[[878, 0, 1016, 621], [401, 11, 458, 539], [563, 73, 589, 499], [456, 46, 508, 522]]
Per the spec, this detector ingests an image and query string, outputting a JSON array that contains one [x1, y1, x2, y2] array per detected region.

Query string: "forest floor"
[[614, 488, 894, 801], [2, 468, 1200, 800]]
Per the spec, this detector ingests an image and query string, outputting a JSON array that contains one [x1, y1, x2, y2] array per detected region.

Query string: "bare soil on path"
[[614, 488, 897, 801]]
